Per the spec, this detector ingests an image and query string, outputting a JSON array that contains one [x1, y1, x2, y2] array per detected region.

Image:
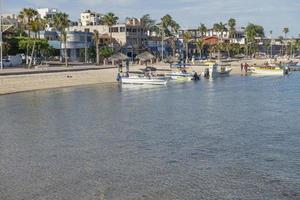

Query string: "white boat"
[[203, 64, 232, 78], [165, 72, 194, 81], [121, 76, 169, 85], [249, 66, 290, 76]]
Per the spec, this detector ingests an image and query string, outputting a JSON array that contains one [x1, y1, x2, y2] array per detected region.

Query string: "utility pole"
[[161, 25, 164, 61], [0, 0, 3, 70], [270, 31, 273, 58], [84, 28, 88, 63], [0, 16, 3, 70]]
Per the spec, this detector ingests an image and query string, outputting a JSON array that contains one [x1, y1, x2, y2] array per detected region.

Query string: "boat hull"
[[250, 67, 285, 76], [209, 67, 232, 78], [165, 72, 194, 81], [121, 77, 169, 85]]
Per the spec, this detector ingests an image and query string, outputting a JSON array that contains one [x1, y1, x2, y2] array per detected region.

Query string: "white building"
[[80, 10, 103, 26], [69, 18, 148, 54], [0, 13, 18, 28], [179, 27, 246, 45], [37, 8, 59, 20]]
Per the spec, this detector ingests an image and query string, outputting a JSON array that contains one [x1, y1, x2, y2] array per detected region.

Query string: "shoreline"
[[0, 59, 296, 95]]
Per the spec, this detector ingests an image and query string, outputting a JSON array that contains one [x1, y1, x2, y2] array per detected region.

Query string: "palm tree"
[[283, 27, 289, 38], [283, 27, 289, 55], [141, 14, 158, 35], [93, 30, 100, 65], [228, 18, 236, 38], [161, 14, 172, 34], [53, 12, 69, 66], [213, 22, 227, 60], [245, 23, 265, 56], [61, 31, 68, 67], [198, 23, 207, 38], [159, 14, 180, 57], [18, 8, 39, 37], [102, 12, 119, 48], [213, 22, 227, 40], [170, 20, 180, 56], [28, 20, 40, 68], [183, 32, 192, 60], [195, 39, 204, 58]]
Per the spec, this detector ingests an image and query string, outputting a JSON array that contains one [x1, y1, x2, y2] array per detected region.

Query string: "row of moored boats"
[[120, 62, 292, 85]]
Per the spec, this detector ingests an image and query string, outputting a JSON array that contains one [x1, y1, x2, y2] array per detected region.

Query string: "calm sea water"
[[0, 74, 299, 200]]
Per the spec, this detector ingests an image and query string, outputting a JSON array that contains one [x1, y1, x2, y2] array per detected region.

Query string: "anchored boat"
[[203, 64, 232, 78], [165, 71, 198, 81], [121, 76, 170, 85], [249, 66, 290, 76]]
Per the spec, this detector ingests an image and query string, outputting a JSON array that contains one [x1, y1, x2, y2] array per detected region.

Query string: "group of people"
[[241, 62, 250, 73]]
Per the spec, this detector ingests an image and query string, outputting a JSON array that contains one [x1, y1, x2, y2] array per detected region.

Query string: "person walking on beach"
[[244, 63, 249, 74], [241, 63, 244, 72]]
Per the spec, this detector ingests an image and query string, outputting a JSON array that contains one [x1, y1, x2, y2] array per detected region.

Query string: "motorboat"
[[165, 71, 194, 81], [248, 66, 290, 76], [121, 76, 170, 85], [203, 64, 232, 78]]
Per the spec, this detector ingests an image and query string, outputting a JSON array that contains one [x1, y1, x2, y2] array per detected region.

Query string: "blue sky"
[[2, 0, 300, 37]]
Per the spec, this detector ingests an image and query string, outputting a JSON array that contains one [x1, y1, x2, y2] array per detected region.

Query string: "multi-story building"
[[68, 17, 148, 56], [80, 10, 103, 26], [60, 31, 94, 62], [179, 27, 246, 45], [1, 13, 18, 29]]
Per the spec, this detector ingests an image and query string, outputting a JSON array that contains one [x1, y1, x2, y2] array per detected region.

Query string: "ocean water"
[[0, 74, 299, 200]]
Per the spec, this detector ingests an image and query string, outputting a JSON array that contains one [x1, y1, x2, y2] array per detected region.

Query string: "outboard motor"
[[284, 67, 289, 75], [204, 68, 210, 78], [192, 72, 200, 81]]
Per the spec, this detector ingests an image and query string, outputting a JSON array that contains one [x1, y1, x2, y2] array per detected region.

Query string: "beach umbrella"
[[163, 56, 179, 64], [135, 51, 156, 67], [136, 51, 156, 61], [108, 52, 129, 61]]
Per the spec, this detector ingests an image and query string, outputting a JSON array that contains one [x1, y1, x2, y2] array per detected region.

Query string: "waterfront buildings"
[[179, 27, 246, 45], [80, 10, 103, 26], [68, 17, 148, 57], [61, 31, 94, 62]]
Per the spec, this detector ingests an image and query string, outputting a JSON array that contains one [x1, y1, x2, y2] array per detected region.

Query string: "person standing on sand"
[[241, 63, 244, 72], [244, 63, 249, 74]]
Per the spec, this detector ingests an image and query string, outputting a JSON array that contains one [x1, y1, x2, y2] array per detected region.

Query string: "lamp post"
[[0, 15, 3, 70], [270, 31, 273, 58], [159, 24, 164, 61]]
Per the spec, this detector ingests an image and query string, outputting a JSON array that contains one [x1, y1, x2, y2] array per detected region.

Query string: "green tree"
[[102, 12, 119, 47], [160, 14, 180, 56], [141, 14, 159, 35], [195, 39, 204, 58], [53, 12, 69, 66], [283, 27, 289, 55], [183, 32, 192, 59], [245, 23, 265, 56], [283, 27, 289, 38], [93, 30, 100, 65], [228, 18, 236, 38], [198, 23, 207, 38], [99, 46, 114, 59], [160, 14, 180, 37], [18, 8, 39, 37]]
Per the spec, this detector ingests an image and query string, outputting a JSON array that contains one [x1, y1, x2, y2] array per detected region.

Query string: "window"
[[120, 27, 126, 32]]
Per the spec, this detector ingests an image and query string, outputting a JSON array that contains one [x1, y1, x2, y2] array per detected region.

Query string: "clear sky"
[[2, 0, 300, 37]]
